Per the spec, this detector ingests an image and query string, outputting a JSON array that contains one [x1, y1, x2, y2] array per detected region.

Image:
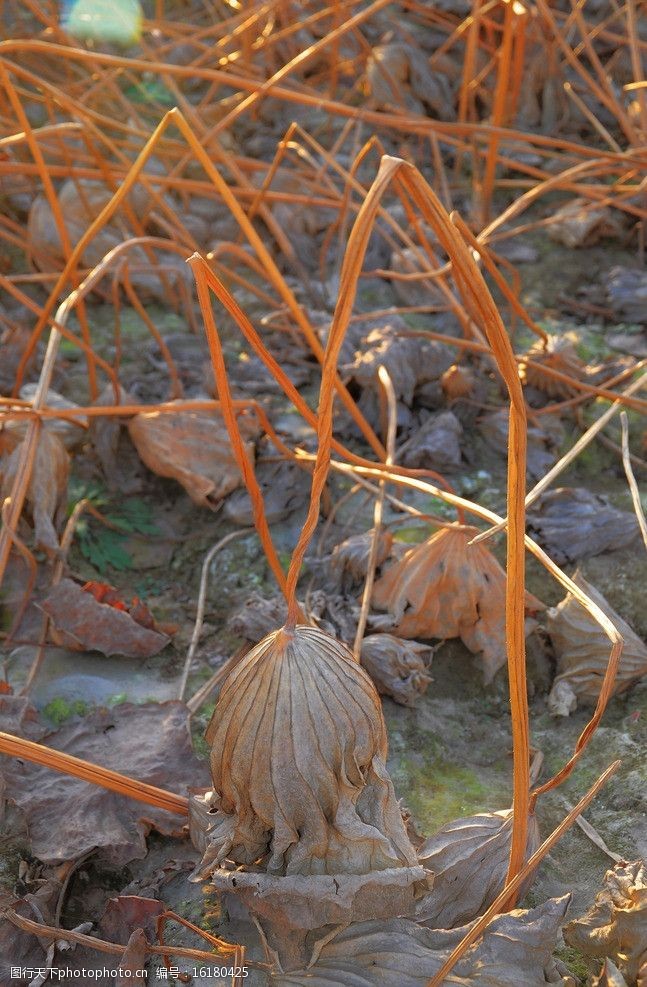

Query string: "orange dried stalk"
[[372, 525, 543, 683]]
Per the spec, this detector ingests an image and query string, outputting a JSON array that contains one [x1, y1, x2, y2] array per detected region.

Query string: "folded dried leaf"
[[547, 198, 627, 248], [399, 410, 463, 471], [417, 808, 541, 929], [606, 266, 647, 324], [331, 529, 394, 583], [128, 404, 258, 507], [547, 571, 647, 713], [528, 489, 638, 565], [360, 634, 432, 707], [564, 860, 646, 984], [366, 43, 455, 119], [0, 701, 208, 864], [0, 877, 61, 983], [0, 323, 37, 394], [0, 429, 69, 554], [208, 864, 430, 934], [198, 624, 418, 878], [20, 384, 88, 449], [271, 895, 572, 985], [442, 364, 475, 401], [372, 525, 543, 683], [479, 408, 562, 482], [592, 959, 630, 987], [227, 592, 289, 643], [224, 460, 310, 525], [27, 177, 152, 270], [38, 578, 170, 658], [348, 327, 453, 407], [519, 335, 586, 400]]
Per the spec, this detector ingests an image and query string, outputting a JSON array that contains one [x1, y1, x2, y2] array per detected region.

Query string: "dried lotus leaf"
[[331, 529, 393, 582], [128, 404, 258, 507], [227, 592, 289, 643], [547, 571, 647, 713], [417, 808, 541, 929], [399, 410, 463, 471], [199, 625, 418, 878], [564, 860, 647, 984], [208, 864, 430, 934], [38, 578, 170, 658], [0, 701, 208, 865], [605, 266, 647, 324], [19, 384, 88, 450], [27, 177, 152, 269], [271, 895, 572, 986], [348, 327, 453, 407], [442, 364, 475, 401], [360, 634, 432, 707], [366, 43, 454, 119], [0, 429, 69, 554], [528, 489, 637, 565], [592, 959, 630, 987], [372, 525, 543, 683], [519, 334, 586, 399], [547, 198, 627, 249]]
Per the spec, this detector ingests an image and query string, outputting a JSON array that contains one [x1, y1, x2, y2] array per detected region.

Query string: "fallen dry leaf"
[[372, 525, 543, 683], [519, 334, 587, 400], [116, 929, 147, 987], [417, 808, 541, 929], [224, 459, 311, 525], [592, 959, 630, 987], [100, 894, 165, 945], [0, 701, 208, 864], [606, 266, 647, 324], [128, 403, 258, 507], [441, 364, 476, 401], [479, 408, 562, 482], [0, 428, 69, 554], [366, 43, 455, 119], [528, 489, 638, 565], [331, 529, 394, 583], [347, 326, 453, 408], [89, 383, 138, 490], [38, 578, 170, 658], [227, 592, 289, 643], [271, 895, 572, 984], [0, 694, 46, 740], [20, 384, 88, 450], [0, 322, 37, 393], [547, 197, 627, 248], [547, 570, 647, 714], [0, 878, 61, 986], [564, 860, 647, 985], [27, 178, 187, 304], [360, 634, 432, 707], [399, 410, 463, 471], [207, 863, 432, 940], [306, 588, 359, 643]]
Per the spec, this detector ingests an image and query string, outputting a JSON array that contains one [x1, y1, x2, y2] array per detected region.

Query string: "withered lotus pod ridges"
[[196, 624, 420, 878]]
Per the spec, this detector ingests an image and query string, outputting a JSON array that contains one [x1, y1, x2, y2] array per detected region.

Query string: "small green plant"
[[42, 697, 89, 726], [68, 481, 159, 575]]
